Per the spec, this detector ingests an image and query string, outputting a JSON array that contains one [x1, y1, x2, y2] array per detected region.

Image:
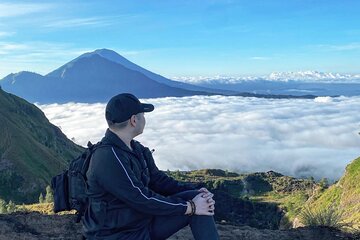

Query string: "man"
[[83, 93, 219, 240]]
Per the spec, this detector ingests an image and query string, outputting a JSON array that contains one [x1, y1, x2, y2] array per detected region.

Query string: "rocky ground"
[[0, 212, 359, 240]]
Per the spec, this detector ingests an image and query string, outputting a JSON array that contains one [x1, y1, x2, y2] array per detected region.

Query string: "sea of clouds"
[[38, 95, 360, 181]]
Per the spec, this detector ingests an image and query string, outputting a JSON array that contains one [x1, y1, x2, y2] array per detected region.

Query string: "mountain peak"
[[46, 48, 176, 85], [1, 71, 44, 86], [94, 48, 113, 52], [91, 48, 131, 66], [46, 49, 129, 79], [93, 48, 118, 54], [78, 48, 123, 61]]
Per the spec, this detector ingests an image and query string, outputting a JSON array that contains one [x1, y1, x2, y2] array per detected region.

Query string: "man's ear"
[[130, 115, 137, 127]]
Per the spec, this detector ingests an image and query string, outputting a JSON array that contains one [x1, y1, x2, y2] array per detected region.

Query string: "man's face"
[[134, 112, 146, 136]]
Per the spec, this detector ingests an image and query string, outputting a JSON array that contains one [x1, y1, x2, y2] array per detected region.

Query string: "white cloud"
[[0, 2, 53, 18], [41, 14, 140, 29], [0, 42, 28, 52], [314, 96, 333, 103], [0, 31, 15, 38], [0, 42, 91, 78], [250, 56, 270, 60], [316, 42, 360, 51], [43, 17, 114, 28], [38, 96, 360, 181]]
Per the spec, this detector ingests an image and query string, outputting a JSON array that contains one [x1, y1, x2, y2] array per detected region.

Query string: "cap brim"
[[141, 103, 154, 112]]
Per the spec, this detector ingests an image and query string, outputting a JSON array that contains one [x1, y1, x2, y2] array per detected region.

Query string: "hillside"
[[0, 88, 83, 203], [167, 169, 317, 228], [168, 166, 360, 230], [305, 157, 360, 229]]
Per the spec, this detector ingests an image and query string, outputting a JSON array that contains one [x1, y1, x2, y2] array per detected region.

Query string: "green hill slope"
[[168, 169, 317, 228], [306, 156, 360, 229], [0, 88, 83, 203]]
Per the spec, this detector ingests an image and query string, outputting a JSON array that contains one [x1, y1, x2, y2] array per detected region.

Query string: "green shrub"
[[39, 192, 45, 203], [45, 185, 54, 203], [299, 206, 349, 229], [6, 200, 16, 213], [0, 199, 7, 213], [0, 199, 17, 213]]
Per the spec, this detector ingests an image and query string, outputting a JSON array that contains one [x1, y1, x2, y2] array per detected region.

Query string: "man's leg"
[[149, 190, 219, 240]]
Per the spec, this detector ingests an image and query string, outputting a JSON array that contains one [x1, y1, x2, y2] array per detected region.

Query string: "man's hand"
[[198, 187, 210, 193], [199, 188, 214, 203], [192, 193, 215, 216]]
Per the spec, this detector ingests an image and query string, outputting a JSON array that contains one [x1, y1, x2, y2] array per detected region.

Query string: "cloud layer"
[[38, 96, 360, 181]]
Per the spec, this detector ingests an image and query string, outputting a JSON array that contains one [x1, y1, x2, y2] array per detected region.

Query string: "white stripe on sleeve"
[[111, 147, 187, 207]]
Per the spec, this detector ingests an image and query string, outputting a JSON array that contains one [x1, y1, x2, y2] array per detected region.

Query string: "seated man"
[[83, 93, 219, 240]]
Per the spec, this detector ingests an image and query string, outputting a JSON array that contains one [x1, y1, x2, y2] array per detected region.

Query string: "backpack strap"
[[75, 141, 116, 223], [81, 141, 114, 175]]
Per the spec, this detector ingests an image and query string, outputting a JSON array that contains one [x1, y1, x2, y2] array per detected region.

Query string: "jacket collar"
[[102, 129, 142, 156]]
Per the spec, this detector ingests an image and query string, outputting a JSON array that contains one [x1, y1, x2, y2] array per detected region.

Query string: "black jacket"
[[83, 129, 196, 239]]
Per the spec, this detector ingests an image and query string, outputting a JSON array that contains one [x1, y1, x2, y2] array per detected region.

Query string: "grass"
[[251, 191, 309, 222], [17, 202, 75, 215], [299, 206, 350, 230], [303, 157, 360, 230]]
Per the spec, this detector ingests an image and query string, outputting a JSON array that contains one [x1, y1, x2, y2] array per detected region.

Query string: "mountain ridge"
[[174, 71, 360, 84], [0, 88, 83, 203]]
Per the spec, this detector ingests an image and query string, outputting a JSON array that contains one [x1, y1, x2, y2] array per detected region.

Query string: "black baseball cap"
[[105, 93, 154, 123]]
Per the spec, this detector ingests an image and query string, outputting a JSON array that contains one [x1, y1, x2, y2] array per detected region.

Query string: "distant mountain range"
[[1, 49, 359, 103], [0, 88, 82, 203], [174, 71, 360, 83], [267, 71, 360, 82], [188, 80, 360, 96], [0, 49, 232, 103], [173, 71, 360, 96]]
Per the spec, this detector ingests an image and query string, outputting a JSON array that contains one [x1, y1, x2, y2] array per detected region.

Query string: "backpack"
[[51, 141, 110, 222]]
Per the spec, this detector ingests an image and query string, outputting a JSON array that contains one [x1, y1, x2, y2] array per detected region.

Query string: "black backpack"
[[51, 141, 110, 222]]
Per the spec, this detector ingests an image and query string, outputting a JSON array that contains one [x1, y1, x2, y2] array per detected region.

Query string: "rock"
[[292, 217, 305, 228]]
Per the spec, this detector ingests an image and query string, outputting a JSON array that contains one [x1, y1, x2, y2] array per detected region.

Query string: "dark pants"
[[149, 190, 220, 240]]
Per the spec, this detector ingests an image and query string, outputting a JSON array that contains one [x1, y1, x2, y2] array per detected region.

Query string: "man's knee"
[[171, 190, 200, 200]]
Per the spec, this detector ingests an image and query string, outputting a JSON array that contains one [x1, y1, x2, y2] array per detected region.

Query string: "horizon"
[[1, 1, 360, 79]]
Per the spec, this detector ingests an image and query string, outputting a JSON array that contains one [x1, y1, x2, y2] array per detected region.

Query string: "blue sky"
[[0, 0, 359, 79]]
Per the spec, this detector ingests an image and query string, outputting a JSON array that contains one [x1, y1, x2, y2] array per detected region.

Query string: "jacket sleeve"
[[94, 147, 188, 216], [143, 147, 197, 196]]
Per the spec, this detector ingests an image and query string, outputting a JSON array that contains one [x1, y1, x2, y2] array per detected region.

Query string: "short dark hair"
[[107, 113, 142, 131], [107, 119, 129, 130]]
